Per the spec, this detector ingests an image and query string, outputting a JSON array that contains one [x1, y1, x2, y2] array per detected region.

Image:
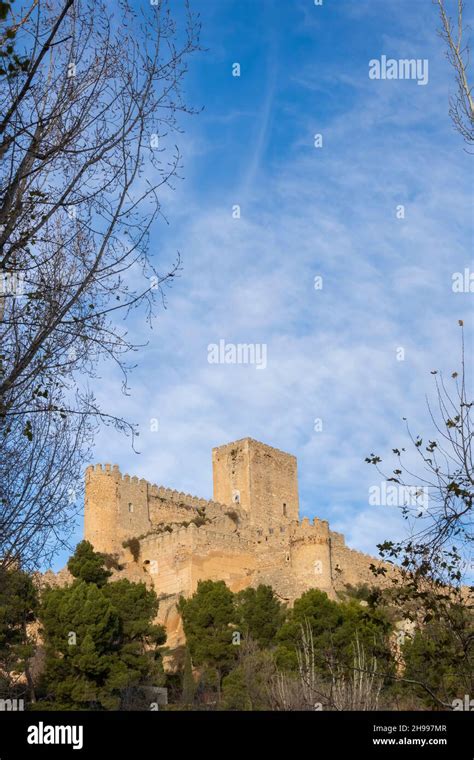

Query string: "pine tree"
[[67, 540, 112, 587], [235, 585, 284, 648], [37, 542, 166, 710], [178, 580, 237, 700], [0, 565, 38, 701]]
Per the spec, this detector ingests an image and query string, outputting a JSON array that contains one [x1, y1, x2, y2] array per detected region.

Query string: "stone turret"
[[84, 464, 122, 554], [84, 464, 151, 554]]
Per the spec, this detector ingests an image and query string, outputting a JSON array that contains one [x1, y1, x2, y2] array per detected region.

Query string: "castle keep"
[[84, 438, 388, 650]]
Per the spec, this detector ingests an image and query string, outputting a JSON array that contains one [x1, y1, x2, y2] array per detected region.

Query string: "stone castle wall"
[[84, 463, 246, 551], [83, 438, 394, 651]]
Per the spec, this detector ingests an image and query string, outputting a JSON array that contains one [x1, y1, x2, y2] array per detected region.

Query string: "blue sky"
[[54, 0, 473, 569]]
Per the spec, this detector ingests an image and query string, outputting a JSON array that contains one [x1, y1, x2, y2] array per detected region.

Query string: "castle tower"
[[84, 464, 151, 554], [212, 438, 299, 528], [84, 464, 122, 554]]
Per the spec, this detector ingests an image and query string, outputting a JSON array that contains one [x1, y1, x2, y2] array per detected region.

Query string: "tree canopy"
[[38, 541, 166, 710]]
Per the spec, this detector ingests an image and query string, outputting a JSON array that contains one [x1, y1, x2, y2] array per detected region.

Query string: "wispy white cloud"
[[54, 0, 473, 570]]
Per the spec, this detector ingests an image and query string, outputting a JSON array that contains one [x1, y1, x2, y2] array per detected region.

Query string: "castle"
[[85, 438, 389, 650]]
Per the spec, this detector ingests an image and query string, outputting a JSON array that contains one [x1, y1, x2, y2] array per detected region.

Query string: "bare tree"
[[269, 623, 384, 711], [365, 323, 473, 707], [268, 620, 325, 711], [366, 323, 473, 577], [435, 0, 474, 146], [328, 635, 383, 711], [268, 670, 310, 711], [0, 0, 200, 569]]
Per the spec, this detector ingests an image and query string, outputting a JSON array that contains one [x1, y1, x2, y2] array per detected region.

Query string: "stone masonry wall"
[[330, 531, 396, 591], [83, 439, 397, 652], [212, 438, 299, 527]]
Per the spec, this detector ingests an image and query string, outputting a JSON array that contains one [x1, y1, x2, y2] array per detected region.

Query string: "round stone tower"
[[84, 463, 122, 554]]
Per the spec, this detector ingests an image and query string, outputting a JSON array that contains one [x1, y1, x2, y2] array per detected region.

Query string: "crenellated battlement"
[[149, 485, 229, 513], [83, 438, 393, 639], [86, 463, 233, 513], [139, 521, 198, 549], [329, 530, 346, 548], [289, 517, 329, 542], [86, 463, 121, 476], [85, 464, 149, 492], [214, 437, 297, 462]]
